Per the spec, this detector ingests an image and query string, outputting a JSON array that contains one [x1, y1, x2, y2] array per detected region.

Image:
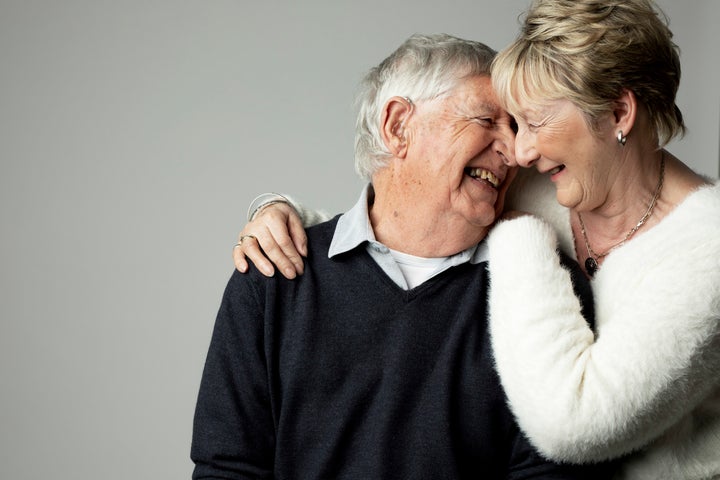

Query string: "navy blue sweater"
[[192, 217, 611, 479]]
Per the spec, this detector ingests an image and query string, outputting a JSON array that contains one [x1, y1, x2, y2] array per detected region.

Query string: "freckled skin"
[[369, 75, 516, 257], [398, 76, 515, 227]]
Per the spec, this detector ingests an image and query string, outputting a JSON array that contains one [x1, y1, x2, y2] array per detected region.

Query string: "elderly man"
[[192, 34, 610, 479]]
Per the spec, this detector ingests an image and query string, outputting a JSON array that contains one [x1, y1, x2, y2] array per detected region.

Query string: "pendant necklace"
[[578, 152, 665, 277]]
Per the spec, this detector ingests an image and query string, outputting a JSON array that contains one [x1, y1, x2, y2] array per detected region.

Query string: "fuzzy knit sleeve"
[[248, 193, 331, 228], [486, 200, 720, 464], [283, 195, 332, 227]]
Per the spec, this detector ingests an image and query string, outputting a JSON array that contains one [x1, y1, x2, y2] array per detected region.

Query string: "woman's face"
[[512, 97, 616, 211]]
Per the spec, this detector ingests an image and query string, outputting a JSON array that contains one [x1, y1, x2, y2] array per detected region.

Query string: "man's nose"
[[495, 125, 517, 167]]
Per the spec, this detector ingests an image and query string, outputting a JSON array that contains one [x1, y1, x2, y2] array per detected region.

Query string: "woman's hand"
[[233, 202, 308, 279]]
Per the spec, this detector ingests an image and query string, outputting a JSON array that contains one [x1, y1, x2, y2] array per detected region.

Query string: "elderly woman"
[[232, 1, 720, 478], [484, 0, 720, 478]]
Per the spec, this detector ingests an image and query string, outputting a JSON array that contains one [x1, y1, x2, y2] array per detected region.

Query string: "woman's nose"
[[515, 131, 540, 167]]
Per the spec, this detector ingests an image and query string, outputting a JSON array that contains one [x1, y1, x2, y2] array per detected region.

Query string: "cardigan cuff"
[[488, 215, 560, 267]]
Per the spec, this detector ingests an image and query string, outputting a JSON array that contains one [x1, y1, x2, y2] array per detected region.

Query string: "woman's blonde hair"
[[492, 0, 685, 146]]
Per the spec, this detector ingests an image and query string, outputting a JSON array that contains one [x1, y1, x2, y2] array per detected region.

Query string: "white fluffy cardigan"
[[489, 169, 720, 479]]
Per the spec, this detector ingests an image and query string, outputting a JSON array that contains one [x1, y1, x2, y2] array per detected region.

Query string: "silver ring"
[[239, 234, 257, 245]]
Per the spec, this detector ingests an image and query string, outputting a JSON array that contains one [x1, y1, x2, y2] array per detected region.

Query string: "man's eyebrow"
[[457, 102, 495, 118], [472, 102, 501, 116]]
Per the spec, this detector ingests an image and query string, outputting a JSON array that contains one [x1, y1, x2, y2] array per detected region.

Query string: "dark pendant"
[[585, 257, 598, 277]]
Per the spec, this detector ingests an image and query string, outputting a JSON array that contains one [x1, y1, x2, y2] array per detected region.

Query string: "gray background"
[[1, 1, 718, 478]]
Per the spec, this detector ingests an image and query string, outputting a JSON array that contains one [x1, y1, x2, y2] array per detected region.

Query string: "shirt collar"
[[328, 184, 488, 264]]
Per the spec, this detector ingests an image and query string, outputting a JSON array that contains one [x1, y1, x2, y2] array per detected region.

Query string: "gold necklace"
[[578, 152, 665, 277]]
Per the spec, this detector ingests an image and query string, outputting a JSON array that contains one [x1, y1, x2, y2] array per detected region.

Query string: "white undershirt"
[[388, 248, 448, 289]]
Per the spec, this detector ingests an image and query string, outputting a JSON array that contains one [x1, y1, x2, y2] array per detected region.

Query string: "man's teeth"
[[467, 168, 500, 187], [549, 165, 565, 175]]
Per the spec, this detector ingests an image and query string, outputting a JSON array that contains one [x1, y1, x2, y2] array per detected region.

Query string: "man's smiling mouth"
[[465, 167, 500, 188]]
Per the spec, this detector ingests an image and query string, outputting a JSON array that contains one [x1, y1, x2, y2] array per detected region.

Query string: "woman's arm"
[[487, 214, 720, 463], [233, 194, 331, 278]]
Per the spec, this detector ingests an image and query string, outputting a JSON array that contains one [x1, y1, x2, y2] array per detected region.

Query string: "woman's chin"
[[554, 189, 579, 210]]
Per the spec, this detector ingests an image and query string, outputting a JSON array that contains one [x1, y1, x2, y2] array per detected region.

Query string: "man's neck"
[[368, 189, 489, 258]]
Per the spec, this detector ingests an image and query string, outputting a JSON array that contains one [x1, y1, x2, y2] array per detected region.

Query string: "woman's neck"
[[571, 150, 708, 274], [571, 149, 665, 275]]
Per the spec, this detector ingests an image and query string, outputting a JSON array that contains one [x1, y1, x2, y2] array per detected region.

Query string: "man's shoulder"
[[304, 215, 342, 255], [305, 215, 341, 237]]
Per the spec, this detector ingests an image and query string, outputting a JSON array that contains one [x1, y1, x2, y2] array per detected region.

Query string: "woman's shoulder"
[[598, 168, 720, 302], [660, 154, 720, 225], [664, 155, 720, 211], [601, 173, 720, 309], [671, 177, 720, 223]]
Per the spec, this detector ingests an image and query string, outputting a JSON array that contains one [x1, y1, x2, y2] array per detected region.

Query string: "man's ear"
[[380, 96, 413, 158], [612, 88, 638, 138]]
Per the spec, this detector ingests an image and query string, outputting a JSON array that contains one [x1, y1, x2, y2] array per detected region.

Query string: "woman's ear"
[[380, 96, 413, 158], [612, 88, 638, 139]]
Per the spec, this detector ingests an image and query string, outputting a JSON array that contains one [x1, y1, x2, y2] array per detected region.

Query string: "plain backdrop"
[[1, 1, 718, 478]]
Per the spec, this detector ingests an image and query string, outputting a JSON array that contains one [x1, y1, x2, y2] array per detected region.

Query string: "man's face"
[[401, 75, 517, 229]]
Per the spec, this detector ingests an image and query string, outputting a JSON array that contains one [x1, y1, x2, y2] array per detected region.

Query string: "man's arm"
[[191, 270, 275, 479]]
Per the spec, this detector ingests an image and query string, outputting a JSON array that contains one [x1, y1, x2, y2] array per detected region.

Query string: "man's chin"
[[467, 206, 498, 229]]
